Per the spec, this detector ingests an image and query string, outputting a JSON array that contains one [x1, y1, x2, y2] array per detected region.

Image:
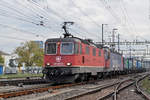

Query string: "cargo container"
[[0, 65, 3, 75], [136, 60, 142, 69], [142, 60, 150, 71], [123, 58, 128, 69], [128, 58, 133, 69]]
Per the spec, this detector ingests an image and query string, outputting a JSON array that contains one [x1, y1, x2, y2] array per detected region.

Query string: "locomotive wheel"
[[97, 73, 103, 79], [81, 74, 85, 81], [75, 74, 86, 82], [84, 73, 90, 81], [74, 74, 80, 83]]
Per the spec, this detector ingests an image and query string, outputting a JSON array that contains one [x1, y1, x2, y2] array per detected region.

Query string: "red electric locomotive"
[[43, 22, 124, 83]]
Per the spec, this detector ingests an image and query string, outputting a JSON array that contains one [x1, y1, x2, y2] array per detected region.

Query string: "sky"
[[0, 0, 150, 54]]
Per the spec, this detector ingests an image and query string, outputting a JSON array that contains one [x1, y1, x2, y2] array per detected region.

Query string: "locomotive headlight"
[[46, 63, 50, 66], [66, 63, 72, 66]]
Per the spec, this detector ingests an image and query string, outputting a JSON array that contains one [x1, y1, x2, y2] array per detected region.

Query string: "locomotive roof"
[[46, 37, 97, 45], [46, 37, 82, 43]]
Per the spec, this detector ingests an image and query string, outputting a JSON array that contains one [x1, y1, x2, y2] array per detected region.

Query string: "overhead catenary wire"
[[0, 0, 54, 30], [15, 0, 54, 23], [0, 35, 28, 41], [4, 0, 48, 22], [28, 0, 65, 21], [2, 0, 100, 40], [119, 0, 138, 34], [0, 12, 40, 26], [28, 0, 97, 38], [98, 0, 122, 23], [30, 0, 100, 39], [0, 23, 47, 41], [98, 0, 135, 37], [0, 0, 70, 38], [0, 0, 105, 41], [0, 23, 38, 35], [70, 0, 102, 28], [0, 0, 41, 22]]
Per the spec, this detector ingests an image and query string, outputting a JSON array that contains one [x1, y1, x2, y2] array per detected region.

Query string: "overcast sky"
[[0, 0, 150, 54]]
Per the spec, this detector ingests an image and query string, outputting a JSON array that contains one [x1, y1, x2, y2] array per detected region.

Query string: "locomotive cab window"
[[46, 42, 57, 54], [61, 42, 74, 54]]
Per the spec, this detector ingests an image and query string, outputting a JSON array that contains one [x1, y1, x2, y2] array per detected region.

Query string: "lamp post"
[[102, 24, 107, 46]]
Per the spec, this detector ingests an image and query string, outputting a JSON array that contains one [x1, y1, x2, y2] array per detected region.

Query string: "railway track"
[[65, 78, 133, 100], [0, 76, 124, 99], [110, 74, 150, 100], [0, 77, 46, 86], [136, 74, 150, 100], [0, 81, 86, 99], [64, 73, 149, 100], [0, 72, 149, 99]]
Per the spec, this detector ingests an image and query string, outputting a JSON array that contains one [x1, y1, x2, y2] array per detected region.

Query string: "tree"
[[0, 55, 4, 64], [14, 41, 44, 67]]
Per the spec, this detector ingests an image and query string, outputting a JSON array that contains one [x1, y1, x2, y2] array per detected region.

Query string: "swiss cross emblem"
[[56, 56, 61, 62]]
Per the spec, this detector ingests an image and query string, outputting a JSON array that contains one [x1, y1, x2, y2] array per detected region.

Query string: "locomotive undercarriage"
[[42, 66, 145, 84], [43, 66, 110, 83], [43, 67, 80, 83]]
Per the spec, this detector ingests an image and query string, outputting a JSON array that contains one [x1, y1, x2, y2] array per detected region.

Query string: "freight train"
[[42, 22, 147, 83]]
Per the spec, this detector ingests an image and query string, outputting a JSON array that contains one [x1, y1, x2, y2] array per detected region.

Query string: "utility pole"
[[102, 24, 107, 46]]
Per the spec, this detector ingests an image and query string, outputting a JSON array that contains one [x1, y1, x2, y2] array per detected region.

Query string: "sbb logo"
[[56, 56, 61, 62]]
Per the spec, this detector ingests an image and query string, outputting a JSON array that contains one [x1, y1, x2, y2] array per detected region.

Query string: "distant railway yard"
[[0, 72, 149, 100]]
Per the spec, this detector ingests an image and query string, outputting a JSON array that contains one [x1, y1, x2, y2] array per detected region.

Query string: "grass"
[[0, 73, 43, 79], [141, 77, 150, 94]]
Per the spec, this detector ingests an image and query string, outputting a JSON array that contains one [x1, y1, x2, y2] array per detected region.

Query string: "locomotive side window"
[[99, 49, 101, 56], [46, 43, 57, 54], [74, 43, 79, 54], [93, 48, 96, 56], [86, 46, 89, 55], [61, 42, 74, 54], [80, 44, 82, 54]]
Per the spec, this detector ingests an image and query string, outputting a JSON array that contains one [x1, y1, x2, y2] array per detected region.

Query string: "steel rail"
[[97, 79, 134, 100], [65, 73, 147, 100], [99, 74, 149, 100], [136, 74, 150, 100], [113, 79, 134, 100], [113, 79, 135, 100], [0, 81, 86, 98], [0, 78, 47, 86], [0, 73, 148, 99], [65, 81, 121, 100]]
